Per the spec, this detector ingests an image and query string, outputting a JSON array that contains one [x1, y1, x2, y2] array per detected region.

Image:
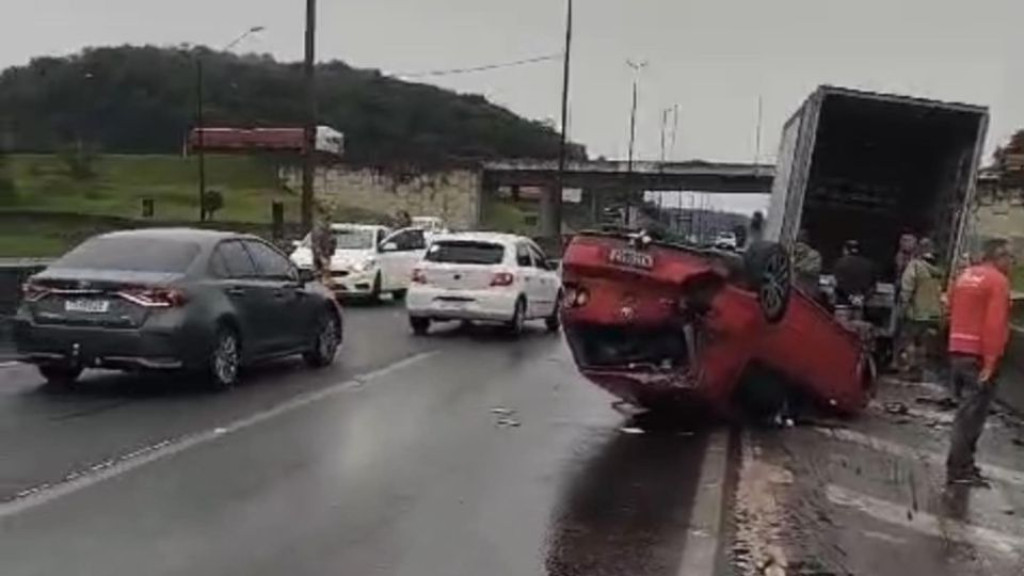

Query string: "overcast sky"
[[3, 0, 1022, 213]]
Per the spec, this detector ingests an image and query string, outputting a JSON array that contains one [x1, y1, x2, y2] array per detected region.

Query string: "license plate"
[[608, 248, 654, 270], [64, 299, 110, 313], [439, 299, 468, 310]]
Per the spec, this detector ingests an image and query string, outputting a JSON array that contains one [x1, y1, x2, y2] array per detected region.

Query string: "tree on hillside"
[[0, 46, 586, 166], [993, 129, 1024, 197]]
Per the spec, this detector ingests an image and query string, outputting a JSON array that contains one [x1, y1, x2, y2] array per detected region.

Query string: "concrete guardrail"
[[0, 260, 51, 361]]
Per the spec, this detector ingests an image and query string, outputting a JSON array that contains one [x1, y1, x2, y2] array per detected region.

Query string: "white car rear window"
[[426, 241, 504, 265]]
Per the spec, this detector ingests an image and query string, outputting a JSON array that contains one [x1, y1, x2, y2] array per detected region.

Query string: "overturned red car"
[[560, 231, 876, 420]]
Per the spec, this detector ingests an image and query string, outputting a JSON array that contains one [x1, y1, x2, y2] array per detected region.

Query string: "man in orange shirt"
[[945, 238, 1014, 487]]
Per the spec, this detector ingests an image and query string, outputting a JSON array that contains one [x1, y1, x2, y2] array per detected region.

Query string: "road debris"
[[884, 402, 910, 416], [494, 417, 521, 429], [915, 396, 957, 411], [490, 407, 516, 417], [619, 427, 645, 435]]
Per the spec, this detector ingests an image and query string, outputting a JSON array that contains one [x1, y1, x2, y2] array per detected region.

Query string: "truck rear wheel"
[[744, 241, 792, 324]]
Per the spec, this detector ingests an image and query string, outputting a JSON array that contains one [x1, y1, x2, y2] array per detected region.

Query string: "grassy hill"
[[3, 154, 295, 222], [0, 153, 312, 257]]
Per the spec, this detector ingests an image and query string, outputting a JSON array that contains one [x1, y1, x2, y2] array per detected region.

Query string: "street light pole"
[[301, 0, 318, 233], [549, 0, 573, 242], [625, 59, 646, 227], [196, 58, 206, 222], [195, 25, 265, 222]]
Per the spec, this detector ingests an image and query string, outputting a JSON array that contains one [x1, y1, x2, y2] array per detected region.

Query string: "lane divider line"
[[675, 428, 730, 576], [815, 427, 1024, 487], [826, 483, 1024, 557], [0, 351, 439, 519]]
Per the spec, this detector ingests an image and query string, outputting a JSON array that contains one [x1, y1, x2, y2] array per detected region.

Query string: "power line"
[[395, 54, 561, 79]]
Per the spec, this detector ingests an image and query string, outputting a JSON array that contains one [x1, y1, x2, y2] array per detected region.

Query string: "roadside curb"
[[676, 428, 731, 576]]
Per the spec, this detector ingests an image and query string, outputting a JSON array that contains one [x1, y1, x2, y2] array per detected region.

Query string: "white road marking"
[[885, 378, 948, 396], [0, 351, 439, 519], [675, 429, 730, 576], [826, 484, 1024, 557], [815, 427, 1024, 487]]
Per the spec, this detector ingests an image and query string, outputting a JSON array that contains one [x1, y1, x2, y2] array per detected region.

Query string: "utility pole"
[[669, 104, 679, 161], [625, 59, 646, 228], [547, 0, 573, 243], [659, 107, 671, 163], [301, 0, 318, 232], [754, 95, 763, 175], [195, 58, 206, 221]]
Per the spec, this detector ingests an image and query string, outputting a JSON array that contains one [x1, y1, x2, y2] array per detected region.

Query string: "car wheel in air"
[[505, 298, 526, 337], [545, 291, 563, 333], [207, 327, 241, 390], [743, 241, 792, 325], [409, 316, 431, 336], [304, 311, 341, 368], [38, 363, 83, 388]]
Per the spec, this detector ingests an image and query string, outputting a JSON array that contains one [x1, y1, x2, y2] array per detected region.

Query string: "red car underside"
[[561, 233, 873, 420]]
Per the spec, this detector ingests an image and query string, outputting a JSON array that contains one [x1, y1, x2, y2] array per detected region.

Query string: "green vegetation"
[[3, 154, 296, 223], [1012, 265, 1024, 292], [0, 46, 585, 166]]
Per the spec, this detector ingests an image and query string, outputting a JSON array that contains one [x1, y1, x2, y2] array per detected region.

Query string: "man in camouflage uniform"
[[311, 204, 337, 287]]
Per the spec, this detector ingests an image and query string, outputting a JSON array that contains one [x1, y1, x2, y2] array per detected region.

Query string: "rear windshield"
[[53, 236, 201, 273], [425, 241, 505, 265]]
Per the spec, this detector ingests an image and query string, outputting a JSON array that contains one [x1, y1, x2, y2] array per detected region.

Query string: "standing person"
[[894, 233, 918, 282], [945, 238, 1013, 487], [897, 238, 944, 379], [394, 209, 412, 230], [792, 229, 823, 300], [311, 205, 337, 286], [746, 211, 765, 248], [833, 240, 877, 306]]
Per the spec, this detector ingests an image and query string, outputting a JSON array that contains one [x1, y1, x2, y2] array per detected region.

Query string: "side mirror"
[[381, 242, 399, 253], [547, 259, 561, 271], [297, 268, 316, 284]]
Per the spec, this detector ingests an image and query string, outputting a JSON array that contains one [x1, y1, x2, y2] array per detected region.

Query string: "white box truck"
[[766, 85, 989, 337]]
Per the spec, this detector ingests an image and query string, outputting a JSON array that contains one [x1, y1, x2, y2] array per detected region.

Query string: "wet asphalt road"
[[0, 303, 714, 576]]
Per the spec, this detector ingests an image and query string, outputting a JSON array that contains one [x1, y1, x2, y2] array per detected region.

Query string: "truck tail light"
[[118, 287, 188, 308], [490, 272, 515, 287], [412, 268, 428, 285]]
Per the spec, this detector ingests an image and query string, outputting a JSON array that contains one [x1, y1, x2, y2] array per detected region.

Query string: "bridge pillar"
[[540, 185, 562, 240]]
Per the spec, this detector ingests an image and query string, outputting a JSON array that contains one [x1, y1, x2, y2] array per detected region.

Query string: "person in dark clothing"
[[833, 240, 878, 305]]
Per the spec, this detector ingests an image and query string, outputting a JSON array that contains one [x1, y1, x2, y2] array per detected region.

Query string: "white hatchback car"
[[290, 224, 428, 299], [405, 233, 562, 336]]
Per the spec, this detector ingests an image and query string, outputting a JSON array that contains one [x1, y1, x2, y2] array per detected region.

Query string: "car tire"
[[38, 363, 82, 388], [410, 316, 431, 336], [207, 327, 241, 391], [743, 241, 792, 324], [505, 298, 526, 337], [304, 310, 342, 368], [393, 289, 408, 300], [545, 291, 563, 333]]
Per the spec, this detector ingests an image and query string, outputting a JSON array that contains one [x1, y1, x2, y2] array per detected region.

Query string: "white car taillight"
[[490, 272, 515, 287]]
